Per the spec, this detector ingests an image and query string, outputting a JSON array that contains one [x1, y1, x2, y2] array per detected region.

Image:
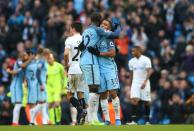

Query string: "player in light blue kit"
[[35, 48, 50, 124], [7, 51, 33, 125], [24, 49, 39, 125], [79, 13, 119, 124], [88, 19, 121, 125]]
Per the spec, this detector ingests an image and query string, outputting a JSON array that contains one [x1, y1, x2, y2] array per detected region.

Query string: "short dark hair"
[[101, 19, 112, 29], [71, 22, 82, 33], [91, 12, 101, 26], [133, 45, 142, 52]]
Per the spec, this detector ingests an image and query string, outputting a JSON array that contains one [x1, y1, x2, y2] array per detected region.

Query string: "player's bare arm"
[[64, 48, 70, 70]]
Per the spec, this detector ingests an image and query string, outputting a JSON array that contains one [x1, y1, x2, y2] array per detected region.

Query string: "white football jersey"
[[65, 34, 82, 74], [128, 55, 152, 83]]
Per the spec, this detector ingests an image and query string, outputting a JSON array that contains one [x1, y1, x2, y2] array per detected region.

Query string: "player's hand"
[[140, 81, 146, 89], [40, 85, 45, 91], [87, 46, 100, 56], [6, 68, 11, 73], [78, 40, 85, 51]]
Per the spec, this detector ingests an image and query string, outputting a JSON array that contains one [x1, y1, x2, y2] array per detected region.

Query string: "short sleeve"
[[108, 40, 115, 50], [65, 38, 71, 49], [145, 58, 152, 68], [128, 60, 133, 71]]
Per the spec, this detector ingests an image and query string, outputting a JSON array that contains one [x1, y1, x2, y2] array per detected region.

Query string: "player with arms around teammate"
[[80, 13, 119, 124], [6, 51, 34, 125], [127, 46, 152, 125], [46, 53, 65, 125], [88, 19, 121, 125], [35, 48, 50, 124], [24, 49, 40, 125], [64, 22, 88, 125]]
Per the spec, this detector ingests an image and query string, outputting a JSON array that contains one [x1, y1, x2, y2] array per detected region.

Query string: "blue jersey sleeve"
[[36, 60, 44, 85], [107, 40, 115, 50], [96, 27, 119, 39]]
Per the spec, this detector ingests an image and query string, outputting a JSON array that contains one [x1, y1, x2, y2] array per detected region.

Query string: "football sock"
[[144, 104, 150, 122], [79, 98, 86, 109], [100, 99, 110, 122], [12, 104, 22, 124], [70, 97, 81, 110], [48, 108, 55, 124], [54, 106, 61, 124], [41, 103, 49, 124], [30, 106, 37, 124], [70, 106, 77, 124], [131, 104, 139, 122], [112, 96, 120, 120]]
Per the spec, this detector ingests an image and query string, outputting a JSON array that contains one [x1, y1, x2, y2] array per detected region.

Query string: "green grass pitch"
[[1, 125, 194, 131]]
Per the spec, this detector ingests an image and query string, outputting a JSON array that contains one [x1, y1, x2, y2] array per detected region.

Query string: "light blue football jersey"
[[98, 37, 118, 73], [37, 58, 47, 85], [25, 60, 38, 86], [80, 25, 118, 65]]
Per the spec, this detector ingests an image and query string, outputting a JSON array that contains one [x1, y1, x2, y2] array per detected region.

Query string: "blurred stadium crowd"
[[0, 0, 194, 125]]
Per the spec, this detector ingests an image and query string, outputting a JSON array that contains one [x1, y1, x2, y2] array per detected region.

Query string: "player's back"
[[25, 60, 38, 82], [65, 34, 82, 74], [37, 58, 47, 83], [98, 37, 117, 73], [80, 25, 100, 65]]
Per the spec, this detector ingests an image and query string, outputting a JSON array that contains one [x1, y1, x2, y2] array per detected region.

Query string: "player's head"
[[37, 48, 50, 59], [100, 19, 112, 30], [90, 12, 101, 26], [70, 22, 82, 34], [131, 46, 142, 57], [47, 53, 55, 65], [21, 51, 29, 61]]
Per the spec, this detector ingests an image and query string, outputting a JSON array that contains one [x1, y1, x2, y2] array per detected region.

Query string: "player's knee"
[[100, 92, 108, 100], [109, 90, 117, 99], [77, 92, 84, 99], [89, 85, 99, 93], [131, 98, 139, 105]]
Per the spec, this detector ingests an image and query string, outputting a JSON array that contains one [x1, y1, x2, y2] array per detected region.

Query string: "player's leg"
[[140, 86, 151, 124], [109, 90, 121, 125], [38, 86, 49, 125], [127, 84, 141, 125], [12, 103, 22, 125], [98, 73, 110, 125], [106, 71, 121, 125], [80, 64, 100, 124], [53, 88, 62, 125], [47, 89, 55, 124], [100, 91, 110, 125], [28, 81, 38, 125], [70, 105, 77, 125]]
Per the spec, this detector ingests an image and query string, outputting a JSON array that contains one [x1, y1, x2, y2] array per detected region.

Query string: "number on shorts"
[[72, 47, 80, 61]]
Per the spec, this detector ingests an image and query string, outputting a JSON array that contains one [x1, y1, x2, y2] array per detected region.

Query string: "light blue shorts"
[[10, 81, 23, 103], [80, 64, 100, 86], [37, 83, 47, 102], [27, 80, 38, 104], [98, 71, 120, 93]]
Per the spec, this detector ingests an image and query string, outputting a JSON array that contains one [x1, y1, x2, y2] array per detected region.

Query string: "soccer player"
[[35, 48, 50, 124], [46, 53, 64, 124], [87, 19, 121, 125], [127, 46, 152, 125], [6, 51, 33, 125], [64, 22, 88, 125], [24, 49, 39, 125], [80, 12, 118, 124]]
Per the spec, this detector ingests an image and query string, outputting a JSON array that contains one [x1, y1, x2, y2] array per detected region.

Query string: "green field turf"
[[1, 125, 194, 131]]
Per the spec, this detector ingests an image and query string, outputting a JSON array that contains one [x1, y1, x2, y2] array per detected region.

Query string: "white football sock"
[[30, 104, 41, 124], [112, 96, 120, 120], [41, 103, 49, 124], [100, 99, 110, 122], [12, 104, 22, 124], [88, 93, 99, 122], [70, 106, 77, 124]]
